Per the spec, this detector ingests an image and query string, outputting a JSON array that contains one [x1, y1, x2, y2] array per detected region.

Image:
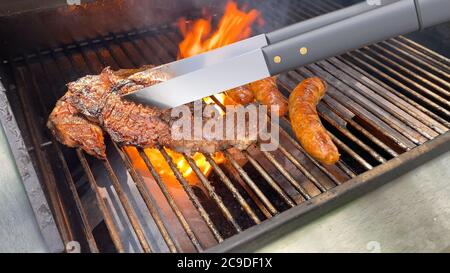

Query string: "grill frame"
[[0, 0, 449, 252]]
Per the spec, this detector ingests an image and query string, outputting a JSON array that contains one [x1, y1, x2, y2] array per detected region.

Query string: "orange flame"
[[125, 147, 225, 186], [179, 1, 261, 109], [177, 1, 261, 59], [129, 1, 260, 185]]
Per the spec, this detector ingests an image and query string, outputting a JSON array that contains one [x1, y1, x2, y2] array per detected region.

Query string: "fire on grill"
[[47, 1, 339, 183]]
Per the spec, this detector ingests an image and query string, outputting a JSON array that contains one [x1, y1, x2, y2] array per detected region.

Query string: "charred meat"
[[48, 66, 256, 159]]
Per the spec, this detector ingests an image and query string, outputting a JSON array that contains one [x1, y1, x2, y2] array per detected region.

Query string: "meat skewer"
[[289, 77, 340, 165]]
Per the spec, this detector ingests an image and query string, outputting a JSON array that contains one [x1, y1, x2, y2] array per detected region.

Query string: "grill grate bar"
[[395, 36, 450, 70], [371, 43, 450, 91], [137, 148, 204, 252], [317, 104, 387, 164], [324, 97, 400, 158], [113, 143, 179, 252], [316, 60, 440, 140], [101, 160, 153, 253], [204, 154, 262, 224], [279, 129, 348, 183], [159, 148, 224, 242], [328, 56, 450, 132], [354, 49, 450, 109], [53, 142, 99, 253], [328, 129, 374, 170], [224, 151, 279, 215], [183, 153, 243, 233], [344, 52, 450, 120], [245, 150, 299, 206], [261, 150, 312, 200], [388, 38, 450, 76], [76, 149, 125, 252], [216, 156, 274, 219], [21, 51, 117, 251], [277, 145, 328, 192]]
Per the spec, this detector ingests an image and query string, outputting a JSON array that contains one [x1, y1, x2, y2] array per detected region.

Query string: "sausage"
[[289, 77, 340, 165], [226, 86, 255, 105], [247, 77, 288, 116]]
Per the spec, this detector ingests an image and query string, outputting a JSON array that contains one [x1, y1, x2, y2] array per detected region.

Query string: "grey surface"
[[0, 82, 63, 253], [256, 150, 450, 253], [263, 0, 420, 75], [416, 0, 450, 29], [0, 124, 49, 252]]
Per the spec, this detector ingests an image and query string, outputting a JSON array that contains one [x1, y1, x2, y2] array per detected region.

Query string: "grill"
[[0, 0, 449, 252]]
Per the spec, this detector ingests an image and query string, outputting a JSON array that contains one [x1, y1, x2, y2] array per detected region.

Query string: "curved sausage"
[[289, 77, 340, 165], [247, 77, 288, 116], [226, 86, 255, 105]]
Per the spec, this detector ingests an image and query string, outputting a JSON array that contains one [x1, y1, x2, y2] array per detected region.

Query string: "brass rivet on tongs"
[[299, 47, 308, 55], [274, 55, 282, 63]]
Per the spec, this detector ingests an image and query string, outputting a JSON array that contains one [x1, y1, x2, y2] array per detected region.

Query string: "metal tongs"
[[124, 0, 450, 108]]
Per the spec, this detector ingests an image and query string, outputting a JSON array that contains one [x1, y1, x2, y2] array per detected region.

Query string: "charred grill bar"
[[0, 0, 449, 252]]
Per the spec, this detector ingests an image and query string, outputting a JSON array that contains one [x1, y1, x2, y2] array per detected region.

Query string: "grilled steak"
[[48, 66, 256, 159], [47, 99, 106, 158]]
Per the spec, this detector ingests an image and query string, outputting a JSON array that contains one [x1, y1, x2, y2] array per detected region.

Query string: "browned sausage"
[[226, 86, 255, 105], [289, 77, 340, 165], [247, 77, 288, 116]]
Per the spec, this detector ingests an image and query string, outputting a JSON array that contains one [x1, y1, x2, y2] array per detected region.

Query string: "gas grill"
[[0, 0, 449, 252]]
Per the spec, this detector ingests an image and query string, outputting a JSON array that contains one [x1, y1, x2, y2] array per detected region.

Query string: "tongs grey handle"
[[263, 0, 450, 76]]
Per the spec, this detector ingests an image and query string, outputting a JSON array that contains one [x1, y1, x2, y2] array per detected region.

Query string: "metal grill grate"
[[1, 0, 449, 252]]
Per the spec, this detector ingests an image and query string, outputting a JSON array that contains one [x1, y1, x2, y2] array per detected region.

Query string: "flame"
[[177, 1, 261, 59], [179, 0, 261, 111], [125, 147, 224, 186], [128, 1, 260, 185]]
